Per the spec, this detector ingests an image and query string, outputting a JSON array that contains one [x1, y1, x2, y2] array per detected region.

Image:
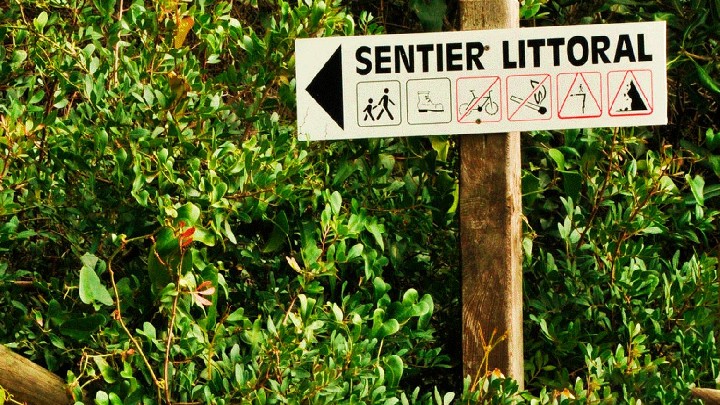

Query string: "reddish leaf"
[[179, 227, 195, 248], [196, 281, 215, 294], [191, 291, 213, 307]]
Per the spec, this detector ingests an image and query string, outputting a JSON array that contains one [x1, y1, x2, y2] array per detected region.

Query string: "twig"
[[574, 128, 618, 251], [681, 49, 719, 63], [470, 327, 508, 393], [112, 0, 125, 86], [106, 234, 164, 401], [0, 386, 26, 405], [164, 275, 182, 404]]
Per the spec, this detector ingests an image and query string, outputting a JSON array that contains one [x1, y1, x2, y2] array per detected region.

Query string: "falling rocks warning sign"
[[296, 21, 667, 141]]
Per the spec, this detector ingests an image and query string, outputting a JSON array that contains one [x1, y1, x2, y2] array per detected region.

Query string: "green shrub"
[[0, 1, 458, 403], [522, 127, 719, 403]]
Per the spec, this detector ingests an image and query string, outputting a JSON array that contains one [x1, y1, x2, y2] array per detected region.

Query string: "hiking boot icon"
[[417, 91, 444, 112]]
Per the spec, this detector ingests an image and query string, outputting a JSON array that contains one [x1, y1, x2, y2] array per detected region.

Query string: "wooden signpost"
[[457, 0, 524, 384], [295, 12, 666, 382]]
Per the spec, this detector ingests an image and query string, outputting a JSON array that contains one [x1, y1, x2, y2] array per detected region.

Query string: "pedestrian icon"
[[357, 81, 402, 127], [363, 98, 375, 121], [377, 88, 395, 120], [456, 76, 502, 123], [557, 72, 602, 119], [406, 78, 451, 125], [507, 74, 552, 121], [608, 70, 653, 116]]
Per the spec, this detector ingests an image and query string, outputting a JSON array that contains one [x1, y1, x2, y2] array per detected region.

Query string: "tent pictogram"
[[557, 72, 602, 119], [506, 74, 552, 121], [456, 76, 502, 123], [608, 70, 653, 116]]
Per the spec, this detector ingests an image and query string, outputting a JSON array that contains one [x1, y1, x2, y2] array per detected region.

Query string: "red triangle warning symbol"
[[609, 70, 653, 116], [558, 73, 602, 119]]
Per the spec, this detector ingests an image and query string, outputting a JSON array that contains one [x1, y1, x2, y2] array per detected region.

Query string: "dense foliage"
[[0, 0, 460, 403], [0, 0, 718, 404], [519, 0, 720, 402]]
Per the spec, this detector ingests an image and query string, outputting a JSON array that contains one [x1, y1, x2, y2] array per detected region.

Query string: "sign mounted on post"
[[295, 21, 666, 141]]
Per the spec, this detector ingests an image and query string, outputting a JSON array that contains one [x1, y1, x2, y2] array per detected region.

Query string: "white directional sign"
[[296, 21, 666, 141]]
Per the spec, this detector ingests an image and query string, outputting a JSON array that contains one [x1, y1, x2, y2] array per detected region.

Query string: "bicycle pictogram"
[[460, 89, 499, 117], [455, 76, 502, 123]]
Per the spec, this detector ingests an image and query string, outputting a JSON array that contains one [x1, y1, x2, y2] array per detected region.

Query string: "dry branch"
[[692, 388, 720, 405], [0, 345, 73, 405]]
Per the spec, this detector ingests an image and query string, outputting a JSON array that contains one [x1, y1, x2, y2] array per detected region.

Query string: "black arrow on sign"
[[306, 45, 344, 129]]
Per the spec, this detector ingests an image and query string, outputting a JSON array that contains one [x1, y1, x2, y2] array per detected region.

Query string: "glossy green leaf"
[[60, 314, 107, 340], [329, 190, 342, 215], [694, 61, 720, 94], [365, 220, 385, 250], [33, 12, 48, 32], [548, 148, 565, 170], [383, 355, 404, 389], [78, 255, 114, 307], [176, 202, 201, 225], [347, 243, 364, 261], [686, 174, 705, 206], [705, 128, 720, 151], [93, 356, 117, 383]]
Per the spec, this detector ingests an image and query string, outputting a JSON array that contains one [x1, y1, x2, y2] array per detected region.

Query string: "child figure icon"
[[363, 98, 375, 121]]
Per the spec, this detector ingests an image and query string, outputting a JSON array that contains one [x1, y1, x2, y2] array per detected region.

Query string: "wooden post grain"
[[692, 388, 720, 405], [458, 0, 524, 386], [0, 345, 74, 405]]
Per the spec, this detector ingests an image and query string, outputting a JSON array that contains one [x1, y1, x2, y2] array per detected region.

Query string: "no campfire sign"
[[295, 21, 666, 141]]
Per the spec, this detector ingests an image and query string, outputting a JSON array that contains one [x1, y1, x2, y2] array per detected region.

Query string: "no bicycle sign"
[[295, 21, 666, 141]]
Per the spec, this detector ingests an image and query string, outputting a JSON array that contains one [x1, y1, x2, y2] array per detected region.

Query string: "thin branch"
[[107, 235, 164, 401], [681, 49, 720, 63], [575, 128, 618, 251], [164, 280, 181, 404], [112, 0, 125, 86]]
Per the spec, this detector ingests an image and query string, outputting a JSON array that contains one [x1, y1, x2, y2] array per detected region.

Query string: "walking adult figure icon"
[[376, 88, 395, 120]]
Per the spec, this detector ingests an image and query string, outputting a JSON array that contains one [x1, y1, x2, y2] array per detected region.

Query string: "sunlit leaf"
[[384, 355, 404, 389], [174, 16, 194, 48], [79, 255, 114, 307]]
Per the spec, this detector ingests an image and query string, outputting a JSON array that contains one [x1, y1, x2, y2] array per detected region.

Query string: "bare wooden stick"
[[692, 388, 720, 405], [0, 345, 74, 405], [458, 0, 524, 387]]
